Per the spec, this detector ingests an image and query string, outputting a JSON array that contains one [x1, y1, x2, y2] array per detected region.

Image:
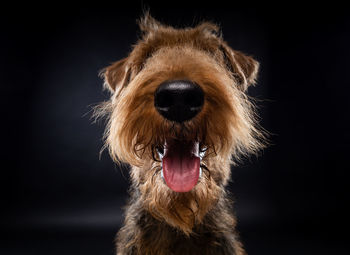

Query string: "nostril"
[[156, 91, 173, 109], [185, 89, 204, 109]]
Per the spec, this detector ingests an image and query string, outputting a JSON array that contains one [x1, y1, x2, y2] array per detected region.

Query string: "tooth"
[[199, 147, 206, 160], [199, 167, 202, 179], [161, 168, 165, 183]]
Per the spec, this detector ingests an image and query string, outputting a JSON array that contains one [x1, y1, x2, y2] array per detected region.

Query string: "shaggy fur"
[[95, 13, 265, 255]]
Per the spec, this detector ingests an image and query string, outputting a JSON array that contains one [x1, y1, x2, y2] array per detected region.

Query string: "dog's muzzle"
[[154, 80, 204, 123]]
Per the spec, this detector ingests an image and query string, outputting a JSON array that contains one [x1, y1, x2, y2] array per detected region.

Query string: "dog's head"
[[97, 14, 264, 234]]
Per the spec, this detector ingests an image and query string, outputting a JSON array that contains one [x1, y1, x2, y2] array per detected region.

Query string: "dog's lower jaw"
[[116, 188, 246, 255], [136, 160, 223, 236]]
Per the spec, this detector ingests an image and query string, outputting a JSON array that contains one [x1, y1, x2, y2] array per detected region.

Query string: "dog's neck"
[[116, 188, 246, 255]]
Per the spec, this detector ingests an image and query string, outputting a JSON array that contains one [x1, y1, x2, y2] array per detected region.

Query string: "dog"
[[95, 13, 265, 255]]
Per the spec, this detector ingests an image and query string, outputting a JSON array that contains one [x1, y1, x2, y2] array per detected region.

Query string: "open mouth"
[[157, 139, 205, 193]]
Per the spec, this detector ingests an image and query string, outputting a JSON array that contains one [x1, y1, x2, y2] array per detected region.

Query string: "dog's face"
[[98, 14, 263, 234]]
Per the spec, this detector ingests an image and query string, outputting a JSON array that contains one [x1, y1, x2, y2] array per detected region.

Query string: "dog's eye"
[[144, 50, 154, 60], [137, 49, 155, 73]]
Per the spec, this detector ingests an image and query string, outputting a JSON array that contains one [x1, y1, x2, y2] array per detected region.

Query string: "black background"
[[1, 2, 350, 254]]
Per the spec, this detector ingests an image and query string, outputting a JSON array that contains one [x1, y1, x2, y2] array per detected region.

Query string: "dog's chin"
[[157, 139, 205, 193]]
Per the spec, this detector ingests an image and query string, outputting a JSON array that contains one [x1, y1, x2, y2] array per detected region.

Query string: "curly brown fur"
[[95, 13, 265, 255]]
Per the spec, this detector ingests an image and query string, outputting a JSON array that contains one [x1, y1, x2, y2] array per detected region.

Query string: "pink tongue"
[[162, 141, 200, 193]]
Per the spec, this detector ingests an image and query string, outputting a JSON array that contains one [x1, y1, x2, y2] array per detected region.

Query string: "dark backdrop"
[[1, 2, 349, 255]]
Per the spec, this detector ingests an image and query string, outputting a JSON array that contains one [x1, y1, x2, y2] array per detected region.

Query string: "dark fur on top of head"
[[100, 12, 259, 95]]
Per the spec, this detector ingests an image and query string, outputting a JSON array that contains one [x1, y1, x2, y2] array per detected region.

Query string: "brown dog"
[[96, 13, 264, 255]]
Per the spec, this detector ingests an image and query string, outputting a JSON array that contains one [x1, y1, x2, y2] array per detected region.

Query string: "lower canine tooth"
[[199, 148, 206, 160], [161, 168, 165, 183]]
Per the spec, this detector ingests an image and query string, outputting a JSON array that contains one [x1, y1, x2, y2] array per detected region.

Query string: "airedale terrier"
[[96, 14, 264, 255]]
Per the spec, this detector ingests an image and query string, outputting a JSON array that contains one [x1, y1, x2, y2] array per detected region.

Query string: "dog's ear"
[[102, 58, 131, 93], [220, 44, 259, 91]]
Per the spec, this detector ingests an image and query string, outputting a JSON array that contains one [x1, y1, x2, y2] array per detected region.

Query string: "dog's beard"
[[102, 80, 263, 233], [138, 155, 222, 235]]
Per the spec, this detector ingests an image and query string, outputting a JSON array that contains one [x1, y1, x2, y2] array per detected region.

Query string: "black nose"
[[154, 80, 204, 123]]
